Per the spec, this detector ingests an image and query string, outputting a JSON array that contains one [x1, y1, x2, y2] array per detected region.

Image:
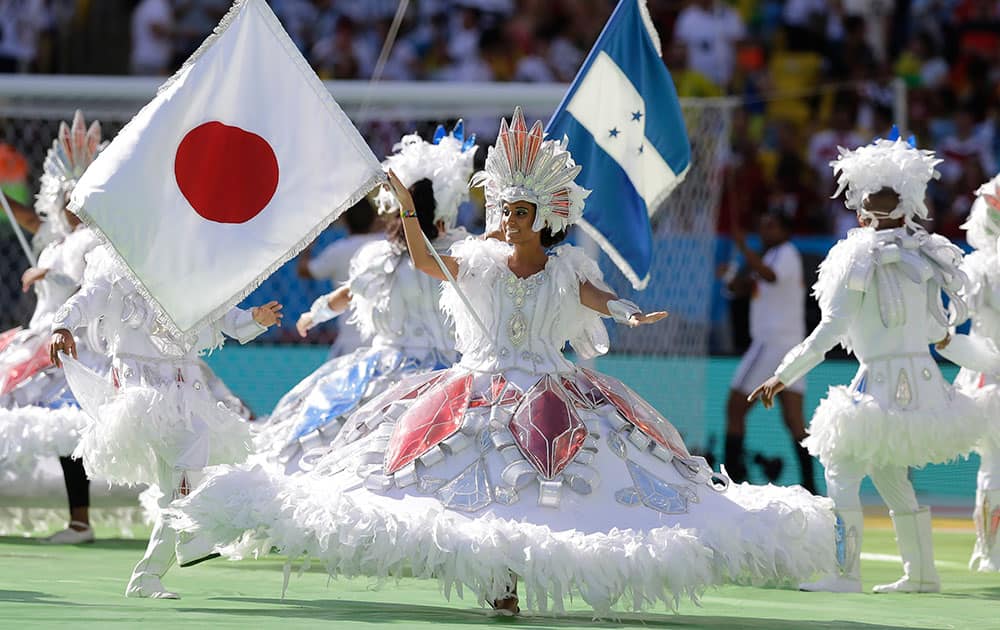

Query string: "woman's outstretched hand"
[[252, 301, 284, 328], [747, 376, 786, 409], [627, 311, 669, 327]]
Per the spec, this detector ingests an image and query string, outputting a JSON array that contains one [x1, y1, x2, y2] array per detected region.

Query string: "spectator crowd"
[[0, 0, 997, 238]]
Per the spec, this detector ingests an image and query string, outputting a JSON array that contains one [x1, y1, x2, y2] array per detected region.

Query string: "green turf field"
[[2, 518, 998, 630]]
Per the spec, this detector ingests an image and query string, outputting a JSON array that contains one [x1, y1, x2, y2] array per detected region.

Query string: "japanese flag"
[[69, 0, 384, 336]]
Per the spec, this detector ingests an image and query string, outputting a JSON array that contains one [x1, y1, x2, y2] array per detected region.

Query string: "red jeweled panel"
[[508, 375, 587, 479], [561, 372, 607, 409], [384, 372, 473, 475], [579, 368, 690, 459], [0, 327, 22, 354], [1, 338, 52, 395]]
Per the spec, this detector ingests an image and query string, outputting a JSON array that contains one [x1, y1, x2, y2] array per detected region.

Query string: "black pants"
[[59, 456, 90, 509]]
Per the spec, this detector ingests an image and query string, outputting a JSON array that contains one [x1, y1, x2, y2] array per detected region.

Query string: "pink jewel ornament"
[[384, 372, 473, 475], [579, 368, 690, 459], [508, 375, 587, 479], [560, 372, 607, 409]]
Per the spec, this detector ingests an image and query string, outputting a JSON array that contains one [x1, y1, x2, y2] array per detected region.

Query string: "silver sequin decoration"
[[895, 368, 912, 407], [607, 432, 627, 459], [494, 485, 519, 505], [619, 460, 692, 514], [435, 458, 492, 512]]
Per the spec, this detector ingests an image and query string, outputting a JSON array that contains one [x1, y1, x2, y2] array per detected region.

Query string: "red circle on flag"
[[174, 121, 279, 224]]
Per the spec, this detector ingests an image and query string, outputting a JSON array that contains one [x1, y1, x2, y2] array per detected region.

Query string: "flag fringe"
[[636, 0, 662, 56], [68, 0, 386, 344], [576, 218, 649, 291]]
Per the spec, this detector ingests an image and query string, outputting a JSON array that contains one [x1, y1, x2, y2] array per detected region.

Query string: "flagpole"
[[359, 0, 410, 121], [420, 231, 491, 339], [0, 193, 37, 267]]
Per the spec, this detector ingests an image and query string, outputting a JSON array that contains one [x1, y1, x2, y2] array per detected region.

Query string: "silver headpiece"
[[473, 106, 590, 234], [36, 110, 106, 232]]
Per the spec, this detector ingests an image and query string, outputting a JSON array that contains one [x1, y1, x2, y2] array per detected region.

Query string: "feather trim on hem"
[[803, 385, 983, 468], [166, 464, 834, 616], [0, 405, 89, 474]]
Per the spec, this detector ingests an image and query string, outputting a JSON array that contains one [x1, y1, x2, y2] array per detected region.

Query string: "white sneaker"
[[42, 522, 95, 545], [872, 577, 940, 594], [125, 573, 180, 599], [799, 575, 862, 593]]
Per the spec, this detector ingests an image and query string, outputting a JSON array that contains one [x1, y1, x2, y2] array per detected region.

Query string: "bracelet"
[[607, 299, 641, 324], [400, 207, 417, 218]]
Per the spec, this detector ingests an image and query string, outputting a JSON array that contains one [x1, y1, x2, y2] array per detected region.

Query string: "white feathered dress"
[[168, 238, 835, 614], [253, 234, 460, 473], [0, 227, 123, 532]]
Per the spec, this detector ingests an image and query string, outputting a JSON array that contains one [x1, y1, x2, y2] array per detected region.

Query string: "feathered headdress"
[[830, 126, 941, 229], [961, 173, 1000, 252], [36, 110, 106, 231], [375, 121, 477, 229], [472, 106, 590, 234]]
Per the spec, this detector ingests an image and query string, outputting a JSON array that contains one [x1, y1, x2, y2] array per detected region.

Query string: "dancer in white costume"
[[0, 112, 110, 543], [751, 132, 999, 593], [168, 108, 835, 615], [256, 124, 474, 472], [48, 246, 283, 599], [954, 174, 1000, 572]]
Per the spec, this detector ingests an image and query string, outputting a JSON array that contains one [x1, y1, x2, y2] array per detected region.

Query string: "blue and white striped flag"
[[547, 0, 690, 290]]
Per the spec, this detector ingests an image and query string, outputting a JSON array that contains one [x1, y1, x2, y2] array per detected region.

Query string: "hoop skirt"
[[168, 239, 835, 614]]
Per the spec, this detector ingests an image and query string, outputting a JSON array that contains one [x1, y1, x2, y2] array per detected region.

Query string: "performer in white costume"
[[954, 173, 1000, 572], [0, 112, 109, 543], [751, 132, 998, 593], [48, 246, 283, 599], [168, 108, 835, 616], [296, 198, 381, 359], [255, 124, 474, 472]]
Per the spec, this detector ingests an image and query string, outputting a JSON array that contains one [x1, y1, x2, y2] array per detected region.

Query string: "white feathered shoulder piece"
[[374, 121, 477, 229], [831, 127, 940, 229], [813, 227, 967, 334]]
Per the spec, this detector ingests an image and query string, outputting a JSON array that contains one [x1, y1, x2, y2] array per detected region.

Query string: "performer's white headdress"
[[36, 110, 105, 234], [831, 127, 941, 229], [375, 121, 477, 229], [473, 106, 590, 234], [962, 173, 1000, 252]]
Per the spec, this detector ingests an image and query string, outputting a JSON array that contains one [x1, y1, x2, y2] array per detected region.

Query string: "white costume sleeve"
[[308, 291, 345, 326], [217, 307, 267, 345], [50, 278, 112, 333], [775, 287, 863, 386]]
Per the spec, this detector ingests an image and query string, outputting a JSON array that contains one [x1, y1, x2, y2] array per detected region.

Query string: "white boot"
[[970, 487, 1000, 572], [176, 529, 220, 568], [800, 509, 863, 592], [125, 518, 180, 599], [873, 507, 940, 593]]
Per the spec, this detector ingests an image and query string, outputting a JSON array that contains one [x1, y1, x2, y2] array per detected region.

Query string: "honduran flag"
[[547, 0, 690, 290], [69, 0, 384, 337]]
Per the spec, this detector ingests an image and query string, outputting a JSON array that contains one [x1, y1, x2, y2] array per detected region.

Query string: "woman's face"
[[500, 200, 540, 246]]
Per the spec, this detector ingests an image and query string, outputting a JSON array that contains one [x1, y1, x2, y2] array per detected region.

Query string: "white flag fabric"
[[69, 0, 383, 336]]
